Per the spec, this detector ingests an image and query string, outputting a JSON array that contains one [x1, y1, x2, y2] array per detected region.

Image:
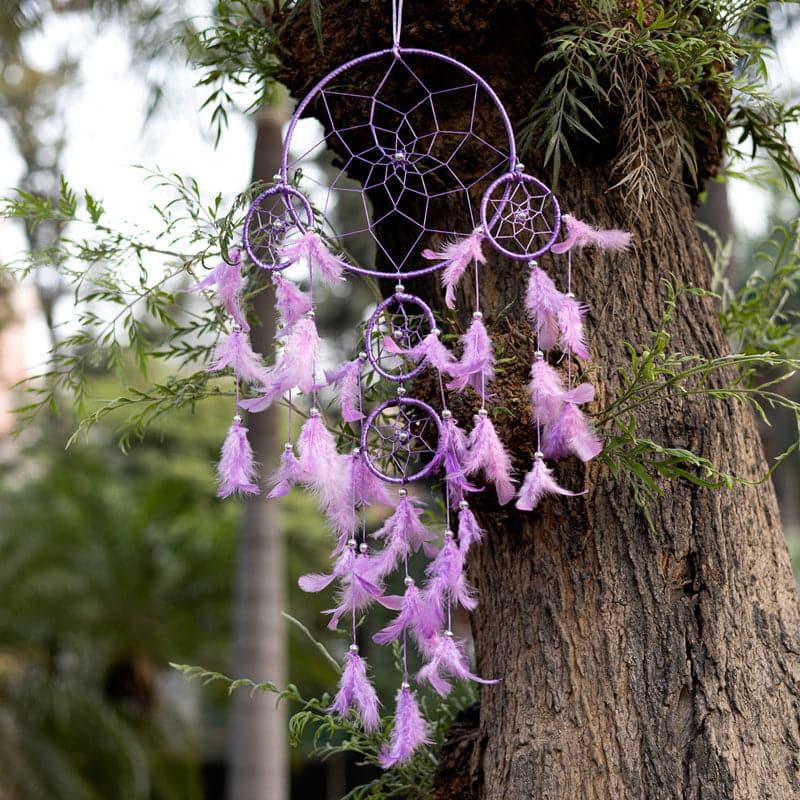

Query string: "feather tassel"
[[216, 417, 260, 497], [296, 413, 348, 516], [325, 553, 384, 630], [442, 415, 478, 507], [379, 686, 430, 768], [542, 403, 602, 462], [208, 330, 270, 385], [515, 456, 579, 511], [525, 266, 563, 350], [446, 316, 495, 398], [267, 444, 302, 498], [280, 230, 344, 285], [422, 228, 486, 310], [464, 412, 515, 505], [190, 249, 249, 331], [424, 535, 477, 619], [417, 633, 500, 697], [456, 504, 484, 556], [370, 496, 437, 579], [373, 580, 440, 647], [325, 358, 364, 422], [273, 274, 311, 332], [551, 214, 632, 254], [329, 650, 381, 733], [528, 355, 566, 426], [383, 331, 456, 373], [558, 294, 590, 360]]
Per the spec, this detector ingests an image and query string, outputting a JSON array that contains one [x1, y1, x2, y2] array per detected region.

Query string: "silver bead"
[[398, 488, 408, 497], [444, 629, 454, 638], [432, 327, 441, 336], [534, 350, 544, 360], [444, 529, 454, 539], [442, 409, 452, 419], [404, 576, 415, 587], [284, 442, 293, 451], [359, 542, 368, 554], [310, 407, 320, 417], [272, 173, 282, 182], [352, 446, 361, 456], [233, 414, 242, 423], [534, 450, 544, 460], [305, 309, 315, 319], [358, 350, 368, 361], [395, 283, 405, 293], [398, 431, 409, 442], [394, 151, 406, 162], [347, 538, 357, 549], [477, 408, 489, 417], [232, 323, 242, 333], [472, 311, 483, 320], [515, 161, 525, 172], [458, 500, 469, 510], [529, 259, 538, 268], [401, 681, 411, 690], [349, 643, 359, 653], [566, 291, 575, 299], [397, 386, 407, 396]]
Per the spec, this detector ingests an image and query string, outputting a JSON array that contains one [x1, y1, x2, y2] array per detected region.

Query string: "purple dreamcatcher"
[[192, 1, 631, 767]]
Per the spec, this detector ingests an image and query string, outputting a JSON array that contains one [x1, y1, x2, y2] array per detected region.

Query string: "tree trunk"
[[277, 3, 800, 798], [228, 104, 289, 800]]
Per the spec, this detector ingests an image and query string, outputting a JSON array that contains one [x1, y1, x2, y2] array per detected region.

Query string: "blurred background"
[[0, 3, 798, 799]]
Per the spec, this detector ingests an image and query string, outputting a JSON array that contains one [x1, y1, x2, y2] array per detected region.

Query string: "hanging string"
[[308, 260, 318, 407], [473, 257, 486, 410], [566, 250, 573, 390], [391, 0, 404, 50]]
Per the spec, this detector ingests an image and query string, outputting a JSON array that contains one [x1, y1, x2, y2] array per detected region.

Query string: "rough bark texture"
[[278, 3, 800, 798], [228, 105, 289, 800]]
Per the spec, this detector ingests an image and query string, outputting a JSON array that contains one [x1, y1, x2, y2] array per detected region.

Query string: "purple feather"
[[296, 414, 348, 516], [558, 295, 590, 360], [373, 581, 440, 648], [384, 331, 456, 374], [190, 249, 249, 331], [378, 686, 431, 768], [424, 535, 477, 617], [446, 316, 495, 398], [351, 453, 396, 508], [325, 358, 364, 422], [273, 274, 311, 332], [528, 356, 566, 426], [525, 266, 563, 350], [298, 547, 353, 594], [551, 214, 632, 254], [216, 418, 260, 497], [370, 496, 436, 579], [457, 505, 484, 556], [442, 416, 478, 507], [329, 650, 381, 733], [464, 413, 516, 505], [280, 230, 344, 285], [543, 403, 602, 462], [417, 633, 500, 697], [422, 228, 486, 310], [515, 457, 579, 512], [325, 553, 384, 630], [267, 445, 302, 498], [208, 330, 270, 385]]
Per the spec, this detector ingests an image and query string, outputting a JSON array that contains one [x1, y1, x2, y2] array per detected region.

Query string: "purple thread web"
[[361, 397, 443, 484], [281, 48, 516, 278], [480, 172, 561, 261]]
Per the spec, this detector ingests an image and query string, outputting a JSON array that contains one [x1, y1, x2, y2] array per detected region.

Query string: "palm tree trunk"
[[228, 103, 289, 800]]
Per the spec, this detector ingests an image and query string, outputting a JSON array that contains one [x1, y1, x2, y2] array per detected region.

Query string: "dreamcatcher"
[[193, 1, 630, 766]]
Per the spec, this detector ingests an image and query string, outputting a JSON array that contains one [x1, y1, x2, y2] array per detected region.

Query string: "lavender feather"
[[422, 228, 486, 310], [525, 266, 563, 350], [325, 358, 364, 422], [329, 650, 381, 732], [528, 357, 566, 426], [558, 295, 590, 360], [543, 403, 602, 462], [217, 418, 260, 497], [417, 633, 500, 697], [378, 687, 431, 768], [442, 416, 478, 507], [464, 413, 515, 505], [208, 331, 270, 385], [280, 230, 344, 285], [274, 274, 311, 332], [515, 457, 579, 512], [267, 446, 302, 498], [446, 316, 495, 398], [551, 214, 632, 254], [190, 249, 249, 331]]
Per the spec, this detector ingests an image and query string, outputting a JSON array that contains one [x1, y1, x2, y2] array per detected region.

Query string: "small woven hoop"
[[243, 184, 315, 271], [365, 292, 436, 382], [361, 397, 444, 484], [480, 171, 561, 261]]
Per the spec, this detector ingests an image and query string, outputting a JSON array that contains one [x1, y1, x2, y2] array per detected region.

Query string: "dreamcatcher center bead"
[[477, 408, 489, 417], [310, 407, 320, 417], [358, 350, 368, 361], [284, 441, 293, 451], [534, 350, 544, 360], [401, 681, 410, 690], [395, 283, 405, 293], [444, 629, 454, 638], [566, 291, 575, 298], [352, 446, 361, 456], [432, 327, 441, 336], [529, 259, 539, 268]]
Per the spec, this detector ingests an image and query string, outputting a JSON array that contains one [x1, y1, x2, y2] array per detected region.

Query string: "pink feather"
[[379, 686, 430, 768], [298, 548, 353, 594], [280, 230, 344, 285], [273, 274, 311, 332], [464, 413, 516, 505], [417, 633, 500, 697], [384, 331, 456, 374], [424, 535, 477, 619], [190, 249, 249, 331], [267, 444, 302, 498], [558, 295, 590, 360], [296, 414, 348, 517], [422, 228, 486, 310], [216, 418, 260, 497], [329, 650, 381, 733], [551, 214, 632, 254], [325, 553, 384, 630], [525, 266, 563, 350], [208, 330, 270, 385], [350, 453, 396, 508], [370, 496, 436, 579], [325, 358, 364, 422], [543, 403, 602, 462], [442, 416, 478, 507], [528, 356, 566, 426], [446, 316, 495, 398], [457, 505, 484, 555], [515, 457, 579, 512], [373, 581, 440, 648]]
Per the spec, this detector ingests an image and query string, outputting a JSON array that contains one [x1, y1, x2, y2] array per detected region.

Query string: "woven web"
[[243, 187, 312, 271], [482, 176, 559, 260], [363, 399, 441, 483], [284, 51, 513, 277], [366, 294, 432, 381]]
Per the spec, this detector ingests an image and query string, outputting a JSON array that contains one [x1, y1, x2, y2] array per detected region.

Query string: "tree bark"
[[228, 104, 289, 800], [277, 3, 800, 798]]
